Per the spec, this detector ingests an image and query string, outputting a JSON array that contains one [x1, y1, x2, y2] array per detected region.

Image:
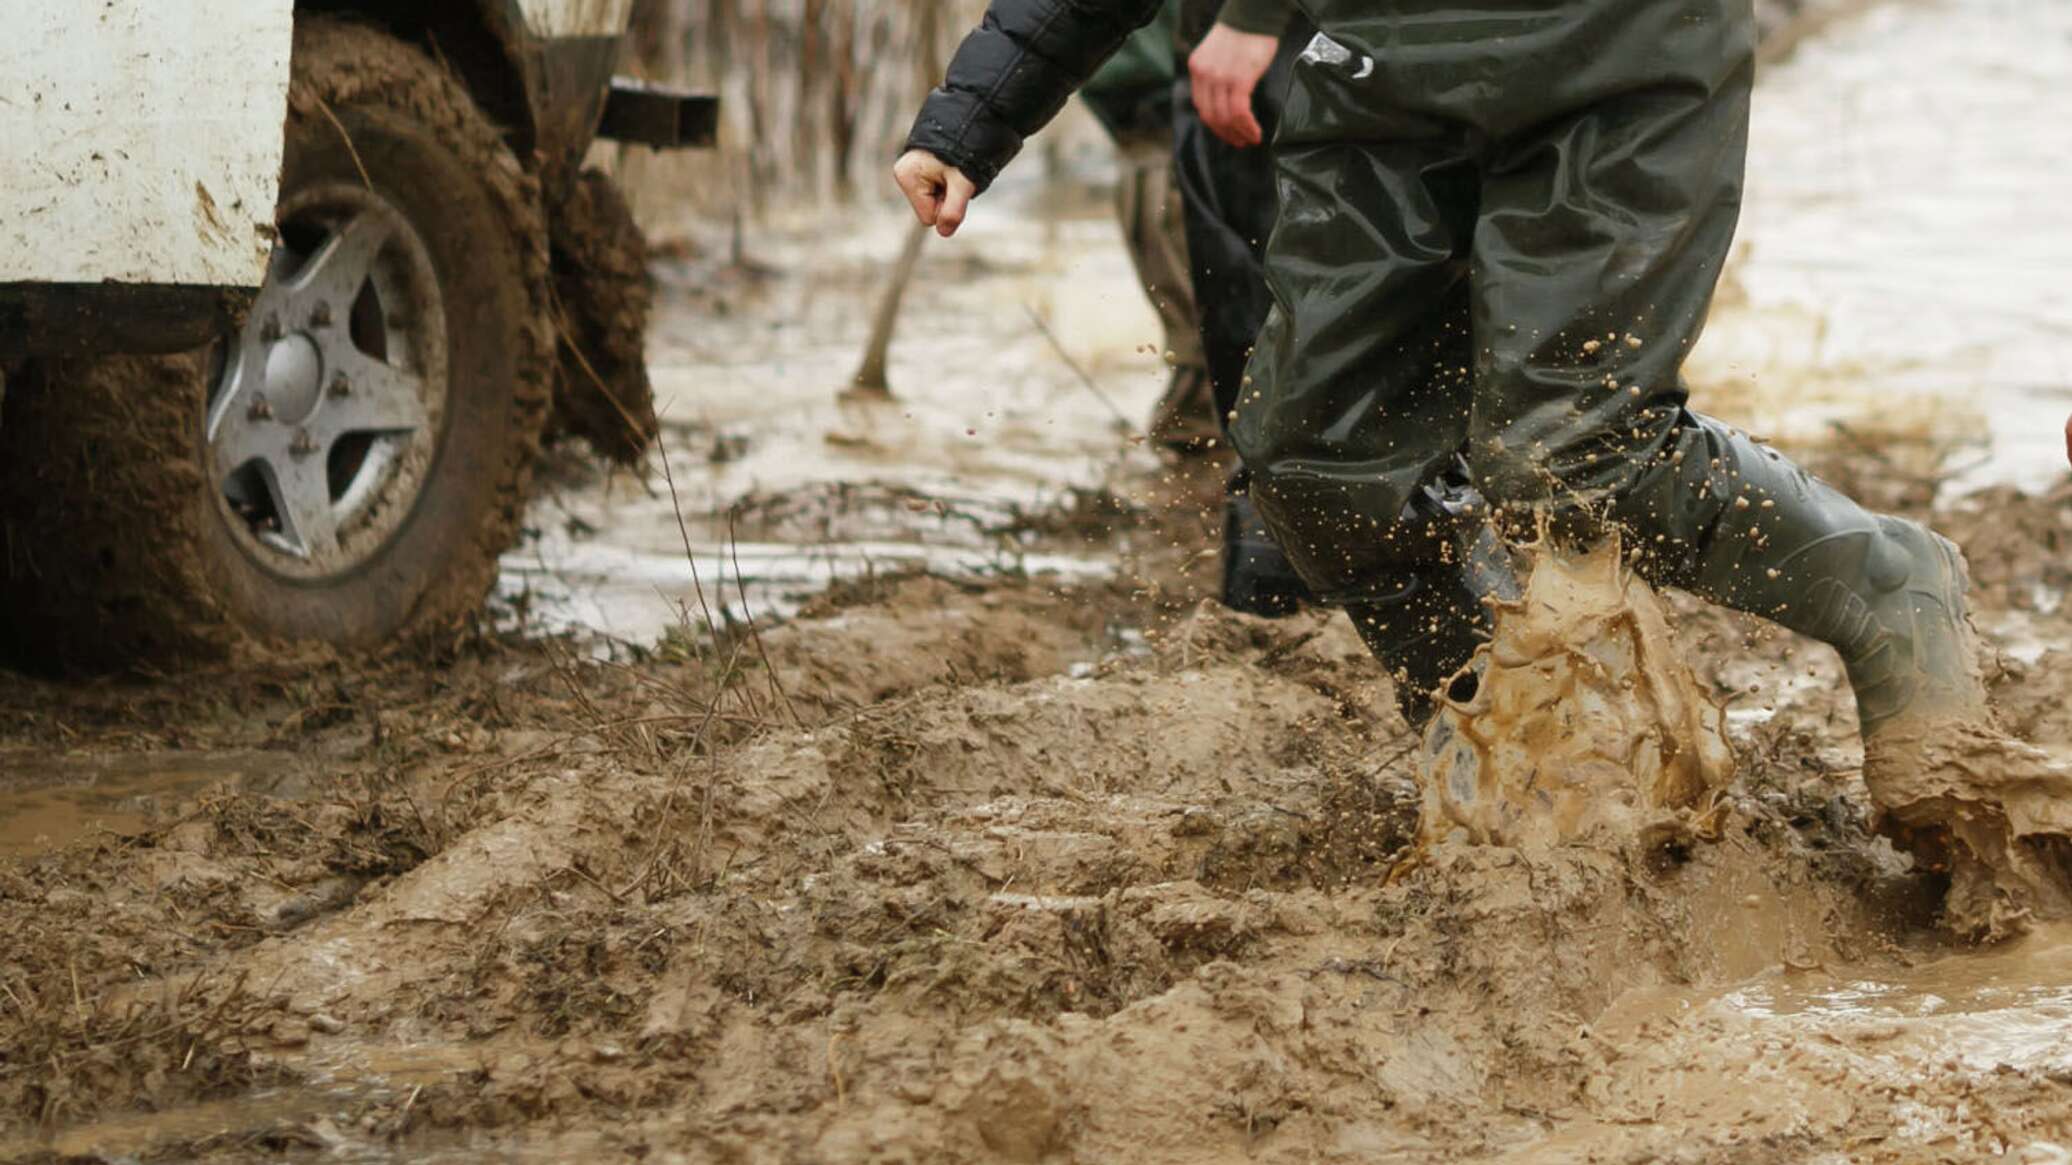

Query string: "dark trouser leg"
[[1231, 115, 1483, 599], [1112, 137, 1218, 452], [1227, 102, 1502, 711], [1172, 19, 1318, 614], [1343, 461, 1505, 722], [1171, 21, 1307, 425]]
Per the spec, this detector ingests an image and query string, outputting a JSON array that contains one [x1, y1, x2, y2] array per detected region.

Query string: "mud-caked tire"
[[548, 168, 658, 465], [0, 18, 552, 671]]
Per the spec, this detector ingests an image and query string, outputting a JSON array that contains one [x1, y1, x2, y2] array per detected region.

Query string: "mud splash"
[[1421, 543, 1735, 848]]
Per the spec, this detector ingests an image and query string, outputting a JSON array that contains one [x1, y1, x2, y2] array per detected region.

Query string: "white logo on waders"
[[1298, 31, 1376, 77]]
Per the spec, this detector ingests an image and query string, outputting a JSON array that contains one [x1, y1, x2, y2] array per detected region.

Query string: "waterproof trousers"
[[1111, 137, 1220, 450], [1231, 0, 1758, 600]]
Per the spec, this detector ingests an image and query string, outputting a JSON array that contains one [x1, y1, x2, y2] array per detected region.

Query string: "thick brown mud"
[[4, 457, 2072, 1161], [1867, 716, 2072, 941], [547, 167, 658, 465]]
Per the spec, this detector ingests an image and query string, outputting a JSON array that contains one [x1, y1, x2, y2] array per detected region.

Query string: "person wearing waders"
[[892, 0, 1991, 760], [1080, 0, 1221, 456], [1174, 0, 1321, 618], [1082, 0, 1320, 616]]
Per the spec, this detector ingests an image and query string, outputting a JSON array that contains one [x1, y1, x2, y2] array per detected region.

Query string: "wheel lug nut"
[[310, 303, 332, 327], [327, 373, 351, 398], [259, 315, 282, 343], [247, 394, 273, 421], [290, 429, 318, 457]]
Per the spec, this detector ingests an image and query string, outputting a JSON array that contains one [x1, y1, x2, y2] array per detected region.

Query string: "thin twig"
[[849, 219, 931, 395], [656, 431, 726, 667], [1021, 303, 1137, 433], [312, 96, 372, 190], [727, 509, 800, 727]]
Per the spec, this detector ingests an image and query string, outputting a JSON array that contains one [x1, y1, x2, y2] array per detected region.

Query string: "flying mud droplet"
[[1418, 540, 1734, 848]]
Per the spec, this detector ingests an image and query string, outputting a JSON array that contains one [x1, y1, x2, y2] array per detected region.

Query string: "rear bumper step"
[[596, 79, 719, 149]]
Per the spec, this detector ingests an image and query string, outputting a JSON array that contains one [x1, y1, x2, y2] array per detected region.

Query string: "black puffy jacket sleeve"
[[904, 0, 1169, 193]]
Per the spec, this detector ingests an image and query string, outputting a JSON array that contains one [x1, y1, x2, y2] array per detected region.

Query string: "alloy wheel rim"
[[205, 182, 449, 580]]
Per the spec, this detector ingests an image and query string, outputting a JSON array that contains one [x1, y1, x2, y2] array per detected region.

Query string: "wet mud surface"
[[3, 460, 2071, 1163], [6, 3, 2072, 1160]]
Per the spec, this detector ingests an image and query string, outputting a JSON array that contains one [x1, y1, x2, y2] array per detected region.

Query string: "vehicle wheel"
[[0, 18, 551, 670], [548, 168, 658, 465]]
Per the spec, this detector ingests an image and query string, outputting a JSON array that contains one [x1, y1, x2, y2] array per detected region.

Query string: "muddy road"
[[6, 1, 2072, 1161], [5, 471, 2072, 1163]]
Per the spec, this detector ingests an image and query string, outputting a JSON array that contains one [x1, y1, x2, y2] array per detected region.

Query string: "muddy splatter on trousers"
[[1230, 0, 1758, 600]]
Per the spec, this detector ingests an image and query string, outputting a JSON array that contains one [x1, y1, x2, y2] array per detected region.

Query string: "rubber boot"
[[1642, 419, 2072, 935], [1630, 416, 1988, 738], [1347, 476, 1521, 725], [1222, 489, 1313, 618], [1348, 567, 1491, 725]]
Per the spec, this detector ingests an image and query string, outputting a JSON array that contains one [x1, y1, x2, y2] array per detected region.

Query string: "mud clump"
[[547, 168, 658, 465], [1421, 543, 1735, 848], [1867, 717, 2072, 939]]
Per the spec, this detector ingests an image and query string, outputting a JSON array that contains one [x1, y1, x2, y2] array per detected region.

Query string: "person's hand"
[[1189, 23, 1281, 147], [893, 149, 977, 237]]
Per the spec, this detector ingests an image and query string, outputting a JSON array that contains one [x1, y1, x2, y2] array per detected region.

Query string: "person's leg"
[[1172, 15, 1316, 614], [1460, 0, 1985, 742], [1234, 121, 1481, 599], [1114, 136, 1218, 452], [1170, 22, 1305, 426], [1226, 87, 1502, 713]]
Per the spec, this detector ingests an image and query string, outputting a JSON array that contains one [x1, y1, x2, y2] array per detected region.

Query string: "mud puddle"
[[501, 178, 1190, 648], [1549, 926, 2072, 1162], [503, 528, 1121, 648], [1, 1039, 488, 1163], [0, 750, 288, 857]]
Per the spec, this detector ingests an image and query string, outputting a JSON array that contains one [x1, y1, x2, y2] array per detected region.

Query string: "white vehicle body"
[[0, 1, 294, 287], [0, 0, 638, 291]]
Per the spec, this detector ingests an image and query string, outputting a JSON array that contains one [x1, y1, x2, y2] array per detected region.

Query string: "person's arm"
[[1187, 0, 1290, 149], [895, 0, 1166, 236]]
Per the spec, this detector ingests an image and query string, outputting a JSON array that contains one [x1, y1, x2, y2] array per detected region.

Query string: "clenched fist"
[[893, 150, 978, 238]]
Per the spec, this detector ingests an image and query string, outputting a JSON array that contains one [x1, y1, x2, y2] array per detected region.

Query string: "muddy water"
[[1553, 926, 2072, 1161], [7, 1041, 483, 1163], [1691, 0, 2072, 497], [503, 179, 1174, 647], [1422, 545, 1736, 848], [0, 751, 276, 856]]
